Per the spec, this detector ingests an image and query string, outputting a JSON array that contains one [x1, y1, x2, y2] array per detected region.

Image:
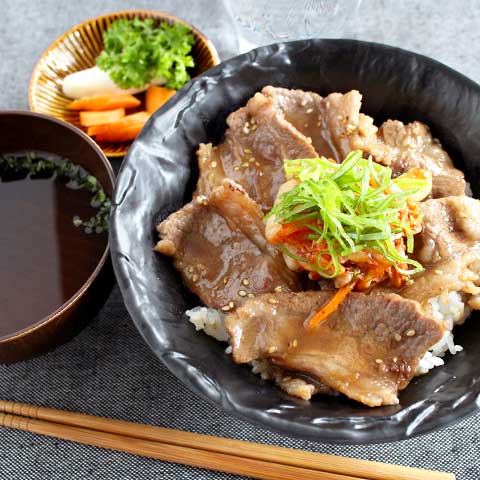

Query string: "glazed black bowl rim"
[[0, 110, 114, 342], [110, 39, 480, 443]]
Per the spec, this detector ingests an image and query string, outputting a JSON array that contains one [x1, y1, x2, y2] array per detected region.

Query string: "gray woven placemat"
[[0, 285, 478, 479], [2, 0, 480, 478]]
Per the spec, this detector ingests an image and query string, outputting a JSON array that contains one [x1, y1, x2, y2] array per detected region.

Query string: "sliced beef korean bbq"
[[155, 179, 301, 311], [195, 92, 317, 211], [396, 196, 480, 309], [353, 120, 466, 198], [226, 291, 444, 407], [261, 86, 364, 161], [154, 85, 473, 408], [263, 86, 466, 198]]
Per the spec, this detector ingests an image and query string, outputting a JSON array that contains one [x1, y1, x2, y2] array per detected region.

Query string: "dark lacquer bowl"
[[0, 111, 114, 363], [110, 40, 480, 443]]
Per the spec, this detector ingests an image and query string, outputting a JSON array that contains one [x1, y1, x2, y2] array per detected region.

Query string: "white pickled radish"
[[62, 66, 165, 99]]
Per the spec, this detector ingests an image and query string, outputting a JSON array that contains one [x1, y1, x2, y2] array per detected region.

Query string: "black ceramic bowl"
[[110, 40, 480, 443]]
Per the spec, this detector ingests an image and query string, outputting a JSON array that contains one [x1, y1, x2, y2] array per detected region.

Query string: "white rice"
[[416, 291, 469, 375], [250, 358, 274, 380], [186, 306, 229, 342]]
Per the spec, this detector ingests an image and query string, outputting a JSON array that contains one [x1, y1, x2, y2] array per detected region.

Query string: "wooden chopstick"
[[0, 400, 455, 480], [0, 411, 362, 480], [0, 410, 364, 480]]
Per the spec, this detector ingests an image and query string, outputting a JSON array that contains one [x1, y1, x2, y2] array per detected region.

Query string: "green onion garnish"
[[266, 150, 426, 279]]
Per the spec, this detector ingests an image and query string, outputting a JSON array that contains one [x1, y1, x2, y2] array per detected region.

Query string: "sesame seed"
[[243, 126, 250, 134], [336, 115, 343, 121], [306, 137, 312, 144], [375, 358, 383, 364], [202, 199, 208, 206], [187, 266, 194, 273], [247, 293, 255, 298], [434, 269, 443, 275], [244, 148, 252, 154], [192, 274, 199, 282], [242, 162, 249, 168], [210, 161, 217, 168], [259, 172, 264, 176], [268, 298, 277, 304], [221, 305, 231, 312], [242, 278, 250, 286], [306, 108, 313, 114], [238, 290, 247, 297], [406, 329, 416, 337], [392, 357, 398, 363], [255, 162, 261, 167], [228, 301, 235, 309], [394, 333, 402, 342], [223, 276, 229, 284], [251, 125, 257, 131], [303, 123, 309, 128], [274, 286, 283, 293], [234, 166, 240, 171], [245, 121, 250, 127], [300, 99, 307, 106], [317, 121, 321, 126], [267, 346, 277, 354], [249, 157, 255, 163], [292, 339, 298, 348], [326, 101, 330, 108], [250, 118, 256, 124]]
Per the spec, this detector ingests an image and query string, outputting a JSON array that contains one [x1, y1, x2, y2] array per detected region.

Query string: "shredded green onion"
[[266, 150, 426, 278]]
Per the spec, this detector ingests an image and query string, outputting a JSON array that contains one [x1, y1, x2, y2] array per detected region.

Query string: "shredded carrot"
[[307, 282, 356, 329]]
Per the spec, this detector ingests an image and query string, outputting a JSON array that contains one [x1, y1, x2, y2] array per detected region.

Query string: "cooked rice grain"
[[416, 291, 468, 375], [186, 306, 229, 342]]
